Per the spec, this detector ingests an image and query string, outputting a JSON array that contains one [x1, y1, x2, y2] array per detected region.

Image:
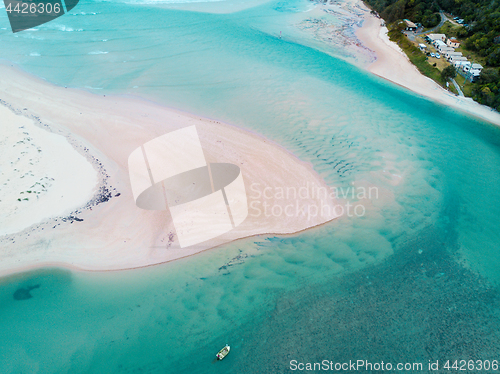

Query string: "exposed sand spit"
[[0, 64, 339, 276]]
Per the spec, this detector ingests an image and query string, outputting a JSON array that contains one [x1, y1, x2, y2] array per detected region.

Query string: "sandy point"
[[0, 63, 341, 277]]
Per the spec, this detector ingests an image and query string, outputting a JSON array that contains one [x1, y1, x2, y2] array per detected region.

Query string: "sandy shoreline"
[[0, 64, 340, 278], [291, 0, 499, 125], [354, 4, 500, 126]]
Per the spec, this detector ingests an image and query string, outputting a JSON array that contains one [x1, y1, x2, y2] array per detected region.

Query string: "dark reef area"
[[13, 284, 40, 300]]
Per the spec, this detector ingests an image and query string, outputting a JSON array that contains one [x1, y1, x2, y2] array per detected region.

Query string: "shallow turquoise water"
[[1, 0, 500, 372]]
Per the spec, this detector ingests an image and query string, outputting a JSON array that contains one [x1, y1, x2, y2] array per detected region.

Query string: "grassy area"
[[413, 36, 450, 70], [437, 21, 463, 38], [448, 81, 459, 95], [388, 26, 445, 86], [454, 74, 474, 97]]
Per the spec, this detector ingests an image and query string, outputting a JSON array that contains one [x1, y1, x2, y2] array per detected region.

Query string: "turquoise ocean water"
[[1, 0, 500, 372]]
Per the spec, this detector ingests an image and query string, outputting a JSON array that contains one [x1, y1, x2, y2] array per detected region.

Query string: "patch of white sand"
[[0, 105, 98, 235]]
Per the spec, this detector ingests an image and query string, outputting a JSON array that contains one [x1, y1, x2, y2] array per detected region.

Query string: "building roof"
[[435, 40, 447, 46], [427, 33, 446, 40], [449, 39, 460, 43], [404, 19, 417, 28], [471, 63, 483, 69]]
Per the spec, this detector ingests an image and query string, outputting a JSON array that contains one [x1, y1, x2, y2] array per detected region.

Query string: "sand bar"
[[0, 63, 339, 277]]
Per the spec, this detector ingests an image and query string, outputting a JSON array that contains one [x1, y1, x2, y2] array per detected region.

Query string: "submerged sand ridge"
[[0, 64, 340, 276]]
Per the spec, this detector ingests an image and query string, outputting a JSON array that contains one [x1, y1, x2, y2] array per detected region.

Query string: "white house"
[[449, 55, 467, 63], [447, 38, 460, 48], [454, 60, 471, 70], [439, 46, 454, 54], [434, 40, 447, 50], [470, 63, 483, 76], [462, 63, 484, 81], [446, 51, 462, 60], [428, 33, 446, 42]]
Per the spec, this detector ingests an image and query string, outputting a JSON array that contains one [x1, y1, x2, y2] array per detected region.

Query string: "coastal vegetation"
[[363, 0, 500, 112], [438, 20, 466, 39], [387, 21, 444, 85], [441, 65, 457, 81], [367, 0, 440, 27]]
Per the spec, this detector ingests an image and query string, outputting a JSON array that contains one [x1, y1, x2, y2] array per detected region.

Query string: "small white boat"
[[216, 344, 230, 360]]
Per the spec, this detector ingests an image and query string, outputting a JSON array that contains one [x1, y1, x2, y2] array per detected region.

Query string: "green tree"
[[478, 68, 500, 84], [422, 11, 439, 28], [441, 65, 457, 81]]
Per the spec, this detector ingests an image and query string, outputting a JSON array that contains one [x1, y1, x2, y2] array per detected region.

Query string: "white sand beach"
[[0, 64, 340, 276], [0, 105, 98, 236], [355, 5, 500, 126]]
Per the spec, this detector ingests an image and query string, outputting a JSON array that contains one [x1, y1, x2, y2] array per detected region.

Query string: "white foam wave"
[[52, 25, 83, 32], [69, 11, 100, 15], [88, 51, 109, 55], [22, 35, 45, 40]]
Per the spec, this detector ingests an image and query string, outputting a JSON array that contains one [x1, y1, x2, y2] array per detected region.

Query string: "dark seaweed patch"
[[13, 284, 40, 300]]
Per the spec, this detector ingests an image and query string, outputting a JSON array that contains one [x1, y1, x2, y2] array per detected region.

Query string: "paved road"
[[407, 11, 447, 41], [451, 78, 464, 96], [421, 11, 447, 35]]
